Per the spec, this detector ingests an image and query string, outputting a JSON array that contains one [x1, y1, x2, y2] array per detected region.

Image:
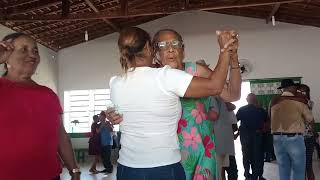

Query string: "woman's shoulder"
[[36, 84, 58, 96]]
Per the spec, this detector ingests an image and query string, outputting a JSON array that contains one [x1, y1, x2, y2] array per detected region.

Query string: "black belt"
[[273, 132, 303, 137]]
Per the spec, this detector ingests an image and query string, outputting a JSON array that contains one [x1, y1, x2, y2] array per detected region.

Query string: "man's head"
[[152, 29, 185, 69], [278, 79, 299, 94], [93, 115, 99, 122], [246, 93, 258, 105], [99, 111, 106, 122], [297, 84, 310, 100]]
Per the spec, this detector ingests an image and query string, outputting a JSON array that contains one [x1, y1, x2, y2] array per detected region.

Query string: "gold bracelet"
[[231, 66, 240, 69]]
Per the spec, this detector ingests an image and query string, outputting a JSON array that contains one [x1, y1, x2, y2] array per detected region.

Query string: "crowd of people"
[[1, 26, 319, 180]]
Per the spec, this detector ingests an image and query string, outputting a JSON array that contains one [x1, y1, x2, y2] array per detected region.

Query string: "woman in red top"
[[0, 33, 79, 180]]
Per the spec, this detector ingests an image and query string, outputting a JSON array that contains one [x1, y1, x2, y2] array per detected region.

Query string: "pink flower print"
[[186, 67, 198, 76], [193, 165, 208, 180], [177, 119, 188, 134], [203, 135, 215, 158], [182, 127, 202, 150], [191, 102, 208, 124]]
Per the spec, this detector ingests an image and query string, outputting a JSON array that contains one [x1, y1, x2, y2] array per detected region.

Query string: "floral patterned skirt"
[[178, 99, 218, 180]]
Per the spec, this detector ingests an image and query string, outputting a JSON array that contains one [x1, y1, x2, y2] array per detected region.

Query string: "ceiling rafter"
[[62, 0, 71, 17], [5, 0, 61, 16], [132, 0, 177, 10], [33, 20, 94, 36], [1, 0, 319, 52], [120, 0, 128, 16], [84, 0, 120, 32], [0, 0, 304, 22], [2, 0, 39, 8], [14, 1, 115, 30]]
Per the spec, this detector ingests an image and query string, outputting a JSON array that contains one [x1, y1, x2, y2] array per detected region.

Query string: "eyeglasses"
[[297, 90, 307, 95], [157, 40, 184, 50]]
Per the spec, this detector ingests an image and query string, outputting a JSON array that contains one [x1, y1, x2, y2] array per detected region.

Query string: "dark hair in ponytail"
[[118, 27, 151, 72], [2, 32, 28, 77]]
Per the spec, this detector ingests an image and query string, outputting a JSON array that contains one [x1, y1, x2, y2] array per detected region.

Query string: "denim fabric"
[[117, 162, 186, 180], [273, 135, 306, 180]]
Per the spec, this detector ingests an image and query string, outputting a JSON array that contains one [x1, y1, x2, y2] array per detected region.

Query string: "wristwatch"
[[69, 167, 81, 175]]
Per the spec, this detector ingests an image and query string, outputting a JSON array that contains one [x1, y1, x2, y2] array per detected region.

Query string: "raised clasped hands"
[[216, 30, 239, 54]]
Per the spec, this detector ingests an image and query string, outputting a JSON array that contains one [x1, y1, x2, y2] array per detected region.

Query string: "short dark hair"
[[2, 32, 27, 42], [299, 84, 310, 100], [118, 27, 151, 72]]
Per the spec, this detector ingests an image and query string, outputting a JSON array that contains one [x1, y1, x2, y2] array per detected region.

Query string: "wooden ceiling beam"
[[266, 3, 281, 23], [185, 0, 190, 9], [62, 0, 70, 17], [84, 0, 120, 32], [132, 0, 176, 10], [5, 0, 61, 16], [215, 8, 320, 27], [2, 0, 39, 9], [12, 1, 90, 28], [33, 21, 93, 36], [120, 0, 128, 16], [0, 0, 305, 22], [20, 0, 116, 33], [303, 0, 312, 9]]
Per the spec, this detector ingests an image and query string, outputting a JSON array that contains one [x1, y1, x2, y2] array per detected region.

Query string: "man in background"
[[270, 79, 313, 180], [236, 93, 267, 180], [99, 111, 114, 174]]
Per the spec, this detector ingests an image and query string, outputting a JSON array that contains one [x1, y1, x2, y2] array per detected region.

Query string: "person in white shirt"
[[110, 27, 236, 180]]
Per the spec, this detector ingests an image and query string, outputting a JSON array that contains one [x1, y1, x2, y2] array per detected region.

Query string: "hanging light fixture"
[[272, 16, 276, 26], [85, 30, 89, 41]]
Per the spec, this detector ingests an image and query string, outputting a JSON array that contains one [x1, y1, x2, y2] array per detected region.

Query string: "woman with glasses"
[[111, 27, 236, 180], [151, 29, 241, 180]]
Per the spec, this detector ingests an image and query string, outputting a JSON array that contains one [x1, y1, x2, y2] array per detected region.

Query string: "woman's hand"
[[229, 35, 239, 54], [216, 30, 237, 53], [0, 41, 14, 64], [105, 107, 123, 125]]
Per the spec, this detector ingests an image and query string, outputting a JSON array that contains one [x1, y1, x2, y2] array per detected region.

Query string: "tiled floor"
[[61, 142, 320, 180]]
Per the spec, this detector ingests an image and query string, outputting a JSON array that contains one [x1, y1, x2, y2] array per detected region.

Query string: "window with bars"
[[63, 89, 118, 133]]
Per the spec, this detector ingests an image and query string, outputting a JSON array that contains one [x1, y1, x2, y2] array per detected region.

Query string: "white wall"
[[0, 25, 59, 92], [59, 11, 320, 149], [58, 11, 320, 122]]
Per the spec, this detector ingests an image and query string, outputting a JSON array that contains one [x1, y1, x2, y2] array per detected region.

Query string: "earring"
[[6, 63, 11, 69]]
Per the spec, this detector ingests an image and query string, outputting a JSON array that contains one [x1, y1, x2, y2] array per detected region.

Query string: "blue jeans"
[[117, 162, 186, 180], [273, 135, 306, 180]]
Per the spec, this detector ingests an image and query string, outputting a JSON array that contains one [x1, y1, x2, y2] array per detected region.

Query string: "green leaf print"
[[183, 154, 198, 173], [178, 133, 184, 144]]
